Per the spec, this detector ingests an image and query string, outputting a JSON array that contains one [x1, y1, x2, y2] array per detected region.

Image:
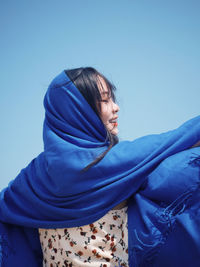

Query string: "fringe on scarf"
[[0, 233, 15, 267], [132, 153, 200, 267]]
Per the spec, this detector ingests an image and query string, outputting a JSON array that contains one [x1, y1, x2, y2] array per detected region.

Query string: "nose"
[[112, 101, 120, 113]]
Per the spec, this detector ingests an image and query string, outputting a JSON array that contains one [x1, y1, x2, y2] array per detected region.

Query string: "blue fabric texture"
[[0, 70, 200, 267]]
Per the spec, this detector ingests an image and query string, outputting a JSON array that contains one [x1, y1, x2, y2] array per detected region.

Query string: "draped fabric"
[[0, 70, 200, 267]]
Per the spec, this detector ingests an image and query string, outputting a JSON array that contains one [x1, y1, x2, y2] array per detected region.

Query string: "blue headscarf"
[[0, 70, 200, 266]]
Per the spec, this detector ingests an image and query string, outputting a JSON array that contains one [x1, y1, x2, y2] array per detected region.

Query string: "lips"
[[112, 122, 118, 127], [109, 116, 118, 123], [109, 117, 118, 127]]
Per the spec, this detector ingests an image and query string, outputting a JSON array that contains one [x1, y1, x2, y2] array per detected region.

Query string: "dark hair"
[[65, 67, 119, 172]]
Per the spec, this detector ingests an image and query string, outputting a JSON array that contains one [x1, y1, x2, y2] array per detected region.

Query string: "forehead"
[[97, 76, 109, 94]]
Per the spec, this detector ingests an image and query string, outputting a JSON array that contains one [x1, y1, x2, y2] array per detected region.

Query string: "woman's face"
[[97, 76, 120, 135]]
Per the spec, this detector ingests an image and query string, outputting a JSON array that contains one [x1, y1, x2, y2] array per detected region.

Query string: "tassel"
[[133, 153, 200, 266], [0, 234, 15, 267]]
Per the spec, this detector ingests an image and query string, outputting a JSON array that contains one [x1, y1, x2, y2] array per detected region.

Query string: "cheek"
[[100, 105, 110, 122]]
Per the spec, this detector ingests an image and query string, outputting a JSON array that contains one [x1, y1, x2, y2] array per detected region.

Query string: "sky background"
[[1, 0, 200, 189]]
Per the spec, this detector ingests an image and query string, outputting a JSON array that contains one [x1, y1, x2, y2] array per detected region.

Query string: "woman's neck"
[[112, 199, 127, 210]]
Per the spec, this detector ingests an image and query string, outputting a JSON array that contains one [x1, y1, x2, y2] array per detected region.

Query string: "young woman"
[[0, 67, 200, 267], [39, 67, 129, 267]]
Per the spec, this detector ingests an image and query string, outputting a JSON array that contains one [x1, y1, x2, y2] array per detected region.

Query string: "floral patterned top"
[[38, 206, 128, 267]]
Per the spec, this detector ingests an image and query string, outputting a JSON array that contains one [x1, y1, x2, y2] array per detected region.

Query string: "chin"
[[111, 129, 119, 135]]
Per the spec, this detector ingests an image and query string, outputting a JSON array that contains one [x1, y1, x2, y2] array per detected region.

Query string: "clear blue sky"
[[1, 0, 200, 189]]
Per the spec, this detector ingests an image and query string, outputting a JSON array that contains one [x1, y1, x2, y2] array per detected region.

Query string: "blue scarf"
[[0, 70, 200, 267]]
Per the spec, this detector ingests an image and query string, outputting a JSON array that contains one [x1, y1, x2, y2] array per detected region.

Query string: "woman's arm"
[[191, 140, 200, 148]]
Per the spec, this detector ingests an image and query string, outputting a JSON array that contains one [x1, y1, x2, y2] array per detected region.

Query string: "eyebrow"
[[101, 91, 109, 95]]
